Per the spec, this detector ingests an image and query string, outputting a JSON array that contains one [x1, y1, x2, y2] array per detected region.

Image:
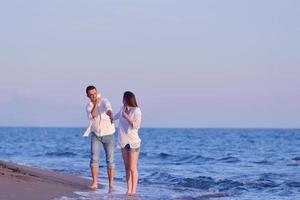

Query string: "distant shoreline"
[[0, 160, 90, 200]]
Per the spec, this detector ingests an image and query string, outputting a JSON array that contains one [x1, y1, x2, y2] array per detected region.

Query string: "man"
[[84, 85, 115, 192]]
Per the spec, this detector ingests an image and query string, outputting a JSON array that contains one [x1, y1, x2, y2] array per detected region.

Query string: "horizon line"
[[0, 126, 299, 129]]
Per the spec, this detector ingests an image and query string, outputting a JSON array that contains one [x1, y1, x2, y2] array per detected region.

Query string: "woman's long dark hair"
[[123, 91, 138, 107]]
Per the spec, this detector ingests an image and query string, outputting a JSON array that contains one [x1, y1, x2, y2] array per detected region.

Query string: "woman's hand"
[[122, 109, 134, 127], [122, 111, 130, 120]]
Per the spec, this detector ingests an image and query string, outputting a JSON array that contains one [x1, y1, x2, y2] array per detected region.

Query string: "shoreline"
[[0, 160, 90, 200]]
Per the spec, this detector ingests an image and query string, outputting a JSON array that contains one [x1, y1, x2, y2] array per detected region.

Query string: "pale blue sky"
[[0, 0, 299, 128]]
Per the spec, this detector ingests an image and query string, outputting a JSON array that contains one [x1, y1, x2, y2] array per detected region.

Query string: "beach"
[[1, 128, 300, 199], [0, 160, 90, 200]]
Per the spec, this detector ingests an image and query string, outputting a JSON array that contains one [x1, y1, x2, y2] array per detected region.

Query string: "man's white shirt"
[[83, 98, 115, 137]]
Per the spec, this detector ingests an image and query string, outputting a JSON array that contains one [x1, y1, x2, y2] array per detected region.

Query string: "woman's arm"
[[123, 108, 141, 129], [132, 109, 142, 129], [114, 107, 123, 121]]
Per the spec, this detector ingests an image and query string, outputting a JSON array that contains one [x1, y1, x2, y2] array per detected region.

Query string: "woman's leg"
[[129, 150, 140, 195], [121, 148, 132, 194]]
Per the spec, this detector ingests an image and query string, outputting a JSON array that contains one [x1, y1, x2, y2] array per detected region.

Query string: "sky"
[[0, 0, 299, 128]]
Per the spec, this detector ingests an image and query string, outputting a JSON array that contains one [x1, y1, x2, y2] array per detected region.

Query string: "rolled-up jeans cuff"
[[90, 161, 99, 168], [107, 164, 115, 169]]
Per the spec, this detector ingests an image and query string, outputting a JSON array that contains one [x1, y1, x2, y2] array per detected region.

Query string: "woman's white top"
[[114, 106, 142, 148]]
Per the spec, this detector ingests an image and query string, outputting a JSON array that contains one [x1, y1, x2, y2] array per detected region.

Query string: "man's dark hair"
[[86, 85, 96, 95]]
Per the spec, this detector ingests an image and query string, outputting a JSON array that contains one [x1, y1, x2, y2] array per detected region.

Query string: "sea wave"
[[217, 156, 241, 163], [45, 151, 77, 157]]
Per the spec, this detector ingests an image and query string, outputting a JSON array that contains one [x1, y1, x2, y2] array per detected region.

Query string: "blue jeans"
[[90, 133, 115, 169]]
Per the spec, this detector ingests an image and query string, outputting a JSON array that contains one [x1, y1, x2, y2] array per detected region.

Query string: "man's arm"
[[106, 110, 114, 124], [90, 98, 99, 119], [91, 104, 97, 118], [103, 99, 114, 123]]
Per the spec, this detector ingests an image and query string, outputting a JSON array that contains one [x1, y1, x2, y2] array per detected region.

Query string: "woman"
[[114, 91, 142, 195]]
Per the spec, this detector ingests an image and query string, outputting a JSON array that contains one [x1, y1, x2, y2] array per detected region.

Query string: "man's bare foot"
[[89, 182, 98, 190]]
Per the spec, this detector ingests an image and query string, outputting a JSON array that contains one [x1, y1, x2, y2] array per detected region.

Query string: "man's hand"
[[106, 110, 114, 124], [91, 98, 100, 118], [92, 98, 100, 106]]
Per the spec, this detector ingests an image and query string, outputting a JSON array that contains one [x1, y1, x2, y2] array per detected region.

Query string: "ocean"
[[0, 128, 300, 200]]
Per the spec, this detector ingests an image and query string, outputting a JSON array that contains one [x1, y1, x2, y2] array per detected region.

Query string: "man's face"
[[87, 89, 97, 102]]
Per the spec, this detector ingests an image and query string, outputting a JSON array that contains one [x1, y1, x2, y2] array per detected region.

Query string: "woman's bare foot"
[[109, 186, 115, 193], [127, 192, 137, 196], [89, 182, 98, 190], [126, 191, 132, 196]]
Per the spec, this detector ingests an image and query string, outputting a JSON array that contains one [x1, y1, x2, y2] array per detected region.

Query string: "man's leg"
[[107, 165, 115, 192], [90, 134, 101, 189], [102, 134, 115, 192], [90, 166, 99, 189]]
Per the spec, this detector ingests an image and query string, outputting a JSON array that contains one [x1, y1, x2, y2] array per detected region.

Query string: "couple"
[[83, 85, 142, 195]]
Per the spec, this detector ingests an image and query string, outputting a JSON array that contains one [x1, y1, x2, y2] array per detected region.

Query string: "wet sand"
[[0, 160, 90, 200]]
